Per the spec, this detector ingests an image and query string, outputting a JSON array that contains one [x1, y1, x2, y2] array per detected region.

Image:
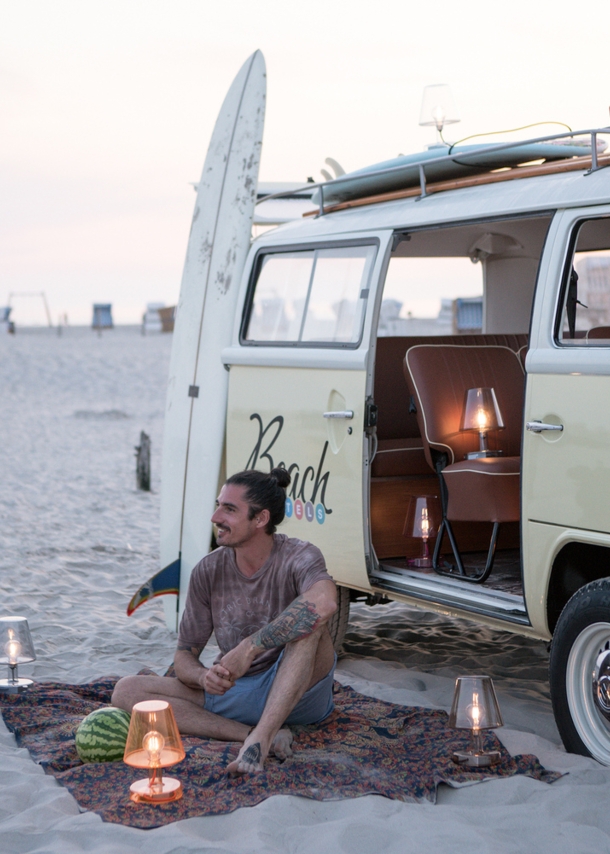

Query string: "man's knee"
[[111, 675, 140, 712]]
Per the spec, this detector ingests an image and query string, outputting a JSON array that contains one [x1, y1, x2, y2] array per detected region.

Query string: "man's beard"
[[215, 525, 253, 549]]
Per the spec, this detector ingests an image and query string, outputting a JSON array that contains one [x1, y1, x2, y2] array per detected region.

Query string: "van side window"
[[558, 218, 610, 345], [244, 244, 377, 346]]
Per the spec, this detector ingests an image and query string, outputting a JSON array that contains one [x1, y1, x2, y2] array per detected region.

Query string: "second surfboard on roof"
[[315, 140, 596, 206]]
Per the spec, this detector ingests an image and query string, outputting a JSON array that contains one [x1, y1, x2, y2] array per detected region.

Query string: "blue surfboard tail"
[[127, 558, 181, 616]]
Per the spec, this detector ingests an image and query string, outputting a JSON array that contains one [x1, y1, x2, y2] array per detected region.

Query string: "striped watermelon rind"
[[75, 706, 131, 763]]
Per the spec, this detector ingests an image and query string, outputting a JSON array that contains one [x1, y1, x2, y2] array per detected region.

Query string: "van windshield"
[[244, 244, 377, 346]]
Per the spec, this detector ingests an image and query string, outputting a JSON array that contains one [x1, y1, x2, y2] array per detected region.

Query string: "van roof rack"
[[255, 126, 610, 218]]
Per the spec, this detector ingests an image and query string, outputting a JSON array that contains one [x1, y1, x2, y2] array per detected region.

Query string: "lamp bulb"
[[420, 507, 430, 539], [466, 691, 482, 730], [142, 730, 165, 765], [476, 407, 488, 431], [432, 105, 446, 132], [4, 630, 21, 665]]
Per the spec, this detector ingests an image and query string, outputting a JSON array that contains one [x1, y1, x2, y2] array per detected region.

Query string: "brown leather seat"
[[373, 437, 431, 477], [443, 457, 521, 522], [587, 326, 610, 340], [403, 345, 525, 581], [373, 334, 528, 478], [517, 344, 528, 369]]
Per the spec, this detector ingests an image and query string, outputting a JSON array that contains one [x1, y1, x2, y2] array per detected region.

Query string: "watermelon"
[[75, 706, 131, 763]]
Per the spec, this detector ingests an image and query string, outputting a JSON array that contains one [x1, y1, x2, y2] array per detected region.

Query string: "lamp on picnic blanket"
[[461, 387, 504, 459], [0, 616, 36, 694], [403, 494, 441, 568], [449, 675, 504, 767], [123, 700, 185, 803]]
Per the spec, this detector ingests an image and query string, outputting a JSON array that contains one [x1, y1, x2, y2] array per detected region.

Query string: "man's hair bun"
[[270, 467, 291, 489]]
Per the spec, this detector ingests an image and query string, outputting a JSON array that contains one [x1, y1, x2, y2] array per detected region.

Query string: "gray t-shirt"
[[178, 533, 333, 676]]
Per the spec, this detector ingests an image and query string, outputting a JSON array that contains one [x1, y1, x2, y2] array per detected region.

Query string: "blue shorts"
[[203, 652, 336, 727]]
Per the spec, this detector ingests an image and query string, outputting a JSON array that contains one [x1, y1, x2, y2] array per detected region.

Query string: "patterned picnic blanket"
[[0, 677, 560, 829]]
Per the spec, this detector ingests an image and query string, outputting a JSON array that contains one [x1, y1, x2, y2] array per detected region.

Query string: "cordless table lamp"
[[461, 387, 505, 459], [403, 494, 441, 568], [0, 616, 36, 693], [123, 699, 185, 803], [449, 675, 504, 767]]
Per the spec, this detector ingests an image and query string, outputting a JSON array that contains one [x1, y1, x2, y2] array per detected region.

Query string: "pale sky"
[[2, 0, 609, 325]]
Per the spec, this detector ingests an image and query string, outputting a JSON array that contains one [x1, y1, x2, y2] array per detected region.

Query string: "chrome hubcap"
[[593, 647, 610, 721], [566, 623, 610, 764]]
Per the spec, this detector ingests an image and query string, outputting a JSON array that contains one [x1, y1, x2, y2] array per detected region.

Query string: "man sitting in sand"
[[112, 467, 337, 775]]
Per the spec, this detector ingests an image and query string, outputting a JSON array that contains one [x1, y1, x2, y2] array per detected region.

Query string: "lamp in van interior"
[[419, 84, 460, 139], [123, 700, 185, 803], [449, 675, 504, 767], [461, 387, 505, 459], [403, 494, 441, 568], [0, 616, 36, 693]]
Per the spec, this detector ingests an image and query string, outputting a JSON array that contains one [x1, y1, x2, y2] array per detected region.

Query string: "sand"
[[1, 326, 610, 854]]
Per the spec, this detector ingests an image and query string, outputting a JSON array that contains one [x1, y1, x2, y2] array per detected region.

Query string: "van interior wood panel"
[[370, 476, 519, 560]]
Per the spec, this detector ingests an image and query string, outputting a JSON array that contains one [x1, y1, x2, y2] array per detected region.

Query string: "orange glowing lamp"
[[123, 700, 185, 803]]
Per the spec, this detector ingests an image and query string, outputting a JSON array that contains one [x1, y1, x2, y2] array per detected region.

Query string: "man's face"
[[211, 483, 261, 548]]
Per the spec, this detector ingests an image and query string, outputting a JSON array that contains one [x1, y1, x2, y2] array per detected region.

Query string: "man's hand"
[[202, 662, 235, 696], [218, 638, 258, 682]]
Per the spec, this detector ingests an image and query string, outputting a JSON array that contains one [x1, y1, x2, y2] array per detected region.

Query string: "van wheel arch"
[[547, 541, 610, 633], [549, 578, 610, 764]]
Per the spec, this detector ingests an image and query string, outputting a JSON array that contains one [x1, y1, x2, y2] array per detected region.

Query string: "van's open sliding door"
[[223, 233, 392, 592]]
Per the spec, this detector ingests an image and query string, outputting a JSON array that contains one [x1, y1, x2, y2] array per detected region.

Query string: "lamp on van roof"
[[461, 387, 504, 459], [123, 700, 185, 803], [419, 84, 460, 139], [449, 675, 504, 767], [0, 616, 36, 694]]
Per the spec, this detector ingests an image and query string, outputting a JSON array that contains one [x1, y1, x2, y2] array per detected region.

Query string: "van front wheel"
[[549, 578, 610, 764], [328, 586, 351, 652]]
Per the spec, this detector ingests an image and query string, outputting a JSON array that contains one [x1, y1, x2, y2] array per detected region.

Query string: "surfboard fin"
[[127, 559, 181, 616]]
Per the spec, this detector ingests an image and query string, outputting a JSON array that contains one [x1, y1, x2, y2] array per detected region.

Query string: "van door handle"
[[323, 410, 354, 419], [526, 421, 564, 433]]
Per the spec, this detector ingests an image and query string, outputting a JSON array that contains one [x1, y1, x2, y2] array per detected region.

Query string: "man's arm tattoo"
[[252, 596, 320, 650], [176, 642, 205, 657]]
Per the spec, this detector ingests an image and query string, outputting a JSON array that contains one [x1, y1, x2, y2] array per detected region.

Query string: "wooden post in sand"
[[135, 431, 151, 491]]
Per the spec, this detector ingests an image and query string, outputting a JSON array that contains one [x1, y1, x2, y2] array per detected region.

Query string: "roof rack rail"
[[255, 126, 610, 216]]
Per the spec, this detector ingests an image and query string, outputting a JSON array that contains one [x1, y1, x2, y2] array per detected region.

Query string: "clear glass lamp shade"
[[448, 675, 504, 730], [403, 494, 441, 539], [460, 387, 505, 433], [403, 494, 442, 568], [124, 700, 185, 804], [449, 676, 504, 767], [419, 84, 460, 131], [0, 616, 36, 664]]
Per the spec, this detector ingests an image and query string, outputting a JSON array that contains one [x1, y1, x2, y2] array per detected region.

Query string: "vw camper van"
[[129, 52, 610, 766]]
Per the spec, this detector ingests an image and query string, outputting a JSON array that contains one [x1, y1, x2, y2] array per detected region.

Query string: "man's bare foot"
[[226, 727, 292, 775], [271, 727, 293, 761]]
